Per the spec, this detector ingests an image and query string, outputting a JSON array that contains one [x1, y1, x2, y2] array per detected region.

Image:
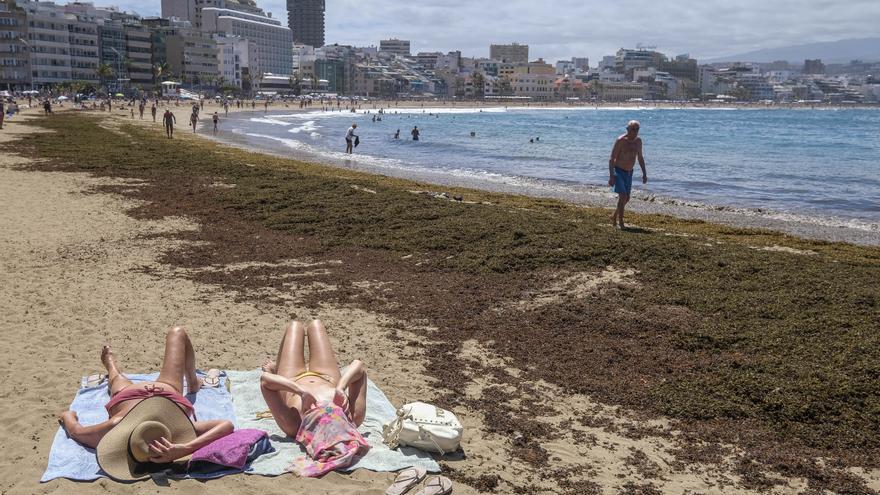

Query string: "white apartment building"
[[201, 7, 292, 76], [19, 0, 74, 87], [67, 12, 99, 83], [216, 35, 255, 88]]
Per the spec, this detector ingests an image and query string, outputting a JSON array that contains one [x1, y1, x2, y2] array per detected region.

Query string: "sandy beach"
[[2, 106, 879, 494]]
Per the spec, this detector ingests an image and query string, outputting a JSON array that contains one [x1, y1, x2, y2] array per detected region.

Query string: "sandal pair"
[[386, 468, 452, 495]]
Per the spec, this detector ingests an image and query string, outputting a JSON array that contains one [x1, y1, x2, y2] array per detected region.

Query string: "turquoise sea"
[[224, 107, 880, 232]]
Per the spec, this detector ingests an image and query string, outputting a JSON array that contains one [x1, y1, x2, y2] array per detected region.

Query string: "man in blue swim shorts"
[[608, 120, 648, 229]]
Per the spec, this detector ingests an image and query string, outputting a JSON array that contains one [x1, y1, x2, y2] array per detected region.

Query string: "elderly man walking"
[[608, 120, 648, 229]]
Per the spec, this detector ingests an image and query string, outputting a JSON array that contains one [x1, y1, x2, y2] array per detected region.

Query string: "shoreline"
[[4, 111, 880, 493], [201, 106, 880, 247]]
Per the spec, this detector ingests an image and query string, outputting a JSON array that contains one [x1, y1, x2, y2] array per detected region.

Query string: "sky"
[[114, 0, 880, 63]]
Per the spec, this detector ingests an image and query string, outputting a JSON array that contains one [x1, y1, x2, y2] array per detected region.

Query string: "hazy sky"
[[113, 0, 880, 62]]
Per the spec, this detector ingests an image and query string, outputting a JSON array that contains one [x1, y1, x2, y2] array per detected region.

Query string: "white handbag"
[[382, 402, 463, 455]]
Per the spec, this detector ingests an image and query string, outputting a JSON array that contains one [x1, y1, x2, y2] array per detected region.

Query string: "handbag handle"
[[382, 407, 448, 455]]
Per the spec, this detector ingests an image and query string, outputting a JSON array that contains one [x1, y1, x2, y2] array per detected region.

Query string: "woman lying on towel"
[[260, 320, 369, 476], [58, 327, 234, 481]]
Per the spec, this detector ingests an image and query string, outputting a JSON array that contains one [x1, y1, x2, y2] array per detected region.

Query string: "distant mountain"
[[703, 38, 880, 64]]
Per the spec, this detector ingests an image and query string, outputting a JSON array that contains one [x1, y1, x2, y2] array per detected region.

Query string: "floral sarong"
[[289, 403, 369, 477]]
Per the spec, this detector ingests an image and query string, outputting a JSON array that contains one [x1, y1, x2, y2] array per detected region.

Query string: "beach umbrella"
[[56, 95, 69, 101]]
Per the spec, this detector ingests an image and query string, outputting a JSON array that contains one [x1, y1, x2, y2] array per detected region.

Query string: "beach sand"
[[1, 108, 878, 494]]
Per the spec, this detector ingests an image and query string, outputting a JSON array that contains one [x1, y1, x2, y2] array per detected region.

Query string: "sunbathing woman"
[[260, 320, 369, 476], [260, 320, 368, 434], [58, 327, 233, 467]]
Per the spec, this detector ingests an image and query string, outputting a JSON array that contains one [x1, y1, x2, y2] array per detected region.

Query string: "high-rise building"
[[490, 43, 528, 64], [17, 0, 75, 87], [201, 6, 293, 76], [287, 0, 324, 48], [0, 1, 30, 90]]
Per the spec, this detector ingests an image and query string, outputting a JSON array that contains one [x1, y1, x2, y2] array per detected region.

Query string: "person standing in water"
[[411, 126, 420, 141], [345, 123, 358, 154], [163, 109, 176, 139], [608, 120, 648, 229]]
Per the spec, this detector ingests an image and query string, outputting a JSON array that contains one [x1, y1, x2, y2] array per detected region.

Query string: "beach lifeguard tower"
[[161, 81, 181, 98]]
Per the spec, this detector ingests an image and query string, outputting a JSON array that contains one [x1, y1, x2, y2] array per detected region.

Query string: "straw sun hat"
[[96, 397, 196, 482]]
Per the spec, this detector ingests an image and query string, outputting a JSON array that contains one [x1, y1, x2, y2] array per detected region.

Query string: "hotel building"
[[287, 0, 324, 48], [0, 1, 30, 90]]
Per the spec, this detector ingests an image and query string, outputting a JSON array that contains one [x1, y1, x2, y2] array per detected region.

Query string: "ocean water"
[[223, 107, 880, 231]]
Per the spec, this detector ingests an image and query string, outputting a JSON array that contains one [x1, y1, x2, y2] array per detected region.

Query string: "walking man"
[[212, 112, 219, 134], [163, 109, 176, 139], [190, 111, 198, 133], [151, 103, 157, 123], [608, 120, 647, 229], [345, 123, 358, 154]]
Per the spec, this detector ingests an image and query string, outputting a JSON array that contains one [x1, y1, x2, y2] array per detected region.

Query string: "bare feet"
[[101, 345, 117, 372], [187, 373, 202, 395], [261, 358, 277, 374]]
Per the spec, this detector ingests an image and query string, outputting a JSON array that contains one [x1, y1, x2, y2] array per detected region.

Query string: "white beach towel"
[[227, 369, 440, 476]]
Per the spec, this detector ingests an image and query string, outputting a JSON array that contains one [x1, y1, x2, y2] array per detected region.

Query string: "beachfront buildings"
[[0, 1, 30, 90], [162, 0, 293, 83], [490, 43, 528, 63], [200, 6, 293, 77], [287, 0, 324, 49], [144, 17, 219, 88]]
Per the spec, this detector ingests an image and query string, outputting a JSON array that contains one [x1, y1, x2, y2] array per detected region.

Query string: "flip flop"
[[203, 369, 222, 388], [84, 373, 106, 389], [413, 476, 453, 495], [386, 467, 427, 495]]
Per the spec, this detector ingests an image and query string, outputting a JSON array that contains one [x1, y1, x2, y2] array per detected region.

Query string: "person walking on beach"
[[411, 126, 420, 141], [608, 120, 648, 229], [345, 123, 358, 154], [190, 111, 198, 133], [0, 99, 4, 130], [212, 112, 219, 134], [151, 103, 157, 123], [163, 109, 176, 139]]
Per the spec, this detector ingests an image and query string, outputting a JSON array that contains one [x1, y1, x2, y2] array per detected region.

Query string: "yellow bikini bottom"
[[294, 371, 332, 383]]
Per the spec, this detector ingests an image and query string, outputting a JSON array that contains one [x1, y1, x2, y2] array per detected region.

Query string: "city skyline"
[[109, 0, 880, 63]]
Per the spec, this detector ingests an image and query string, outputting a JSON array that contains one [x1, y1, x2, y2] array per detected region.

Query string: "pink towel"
[[289, 403, 369, 477]]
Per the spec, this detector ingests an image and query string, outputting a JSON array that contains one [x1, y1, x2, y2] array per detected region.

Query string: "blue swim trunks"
[[613, 167, 634, 195]]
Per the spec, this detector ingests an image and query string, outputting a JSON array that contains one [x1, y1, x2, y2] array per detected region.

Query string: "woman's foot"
[[261, 358, 277, 373], [101, 345, 117, 373], [187, 372, 202, 395]]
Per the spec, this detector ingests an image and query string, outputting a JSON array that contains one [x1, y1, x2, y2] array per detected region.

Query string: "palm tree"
[[96, 63, 114, 93], [472, 71, 485, 99], [289, 75, 301, 96], [255, 72, 266, 96]]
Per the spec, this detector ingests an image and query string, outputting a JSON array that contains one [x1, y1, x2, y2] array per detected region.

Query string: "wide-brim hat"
[[96, 397, 197, 482]]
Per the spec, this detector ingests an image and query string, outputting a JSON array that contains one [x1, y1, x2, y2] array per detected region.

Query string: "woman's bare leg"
[[274, 321, 307, 379], [155, 327, 199, 395], [306, 320, 342, 381], [260, 322, 307, 437], [102, 345, 133, 396], [347, 370, 368, 427]]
